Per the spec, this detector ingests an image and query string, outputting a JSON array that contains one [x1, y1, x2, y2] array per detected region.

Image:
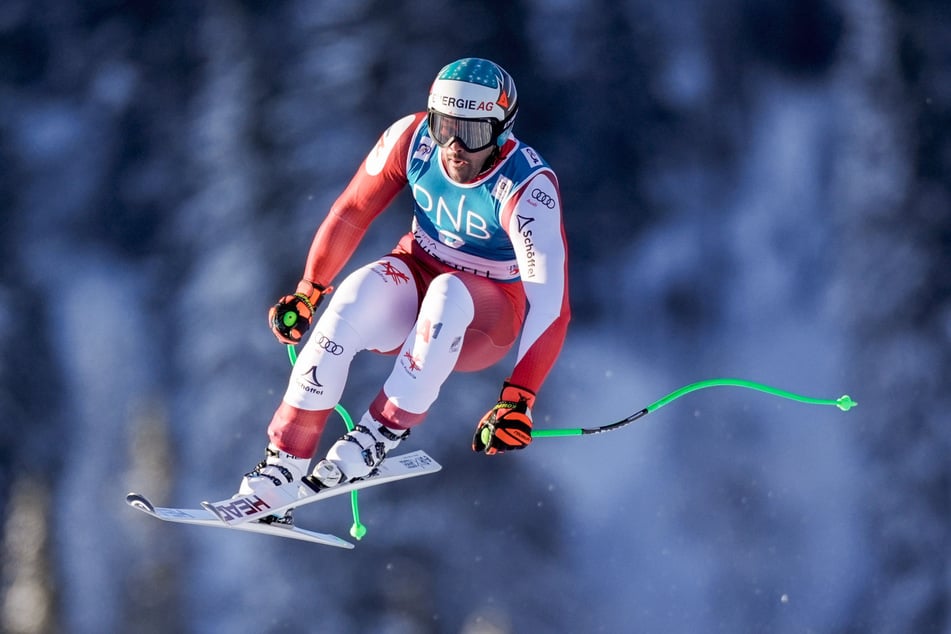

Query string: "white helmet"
[[427, 58, 518, 152]]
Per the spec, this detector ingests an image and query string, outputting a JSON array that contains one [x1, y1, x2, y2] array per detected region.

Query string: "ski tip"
[[126, 492, 155, 514]]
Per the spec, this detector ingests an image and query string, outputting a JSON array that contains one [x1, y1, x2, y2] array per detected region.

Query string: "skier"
[[238, 58, 570, 504]]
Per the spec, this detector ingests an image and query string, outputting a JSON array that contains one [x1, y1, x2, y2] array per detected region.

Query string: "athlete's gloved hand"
[[472, 382, 535, 455], [268, 280, 330, 345]]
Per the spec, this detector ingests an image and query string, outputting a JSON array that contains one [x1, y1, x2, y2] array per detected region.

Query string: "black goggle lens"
[[428, 112, 497, 152]]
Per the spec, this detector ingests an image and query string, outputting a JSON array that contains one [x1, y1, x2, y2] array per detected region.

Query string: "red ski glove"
[[268, 280, 331, 345], [472, 382, 536, 455]]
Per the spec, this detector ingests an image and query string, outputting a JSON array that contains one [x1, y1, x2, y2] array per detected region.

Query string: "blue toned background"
[[1, 1, 949, 632]]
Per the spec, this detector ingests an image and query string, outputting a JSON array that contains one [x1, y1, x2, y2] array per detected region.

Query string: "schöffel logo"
[[530, 188, 555, 209], [297, 365, 324, 396], [315, 334, 344, 356]]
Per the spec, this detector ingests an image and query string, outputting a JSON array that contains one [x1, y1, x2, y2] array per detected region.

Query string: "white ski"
[[202, 449, 441, 527], [126, 492, 354, 548]]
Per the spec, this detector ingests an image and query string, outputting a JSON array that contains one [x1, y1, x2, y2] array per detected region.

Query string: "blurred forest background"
[[1, 0, 949, 632]]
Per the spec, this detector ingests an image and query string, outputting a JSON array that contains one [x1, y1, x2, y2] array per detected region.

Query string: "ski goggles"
[[427, 111, 498, 153]]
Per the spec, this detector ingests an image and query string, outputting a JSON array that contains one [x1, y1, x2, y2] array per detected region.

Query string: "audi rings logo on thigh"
[[530, 188, 556, 209], [315, 334, 344, 355]]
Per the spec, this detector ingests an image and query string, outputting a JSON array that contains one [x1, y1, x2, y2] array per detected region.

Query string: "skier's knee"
[[426, 274, 475, 322]]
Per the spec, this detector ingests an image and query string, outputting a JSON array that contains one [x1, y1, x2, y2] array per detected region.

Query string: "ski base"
[[202, 449, 441, 526], [126, 493, 354, 548]]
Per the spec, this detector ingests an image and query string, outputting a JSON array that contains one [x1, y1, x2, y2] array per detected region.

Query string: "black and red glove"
[[472, 382, 535, 455], [268, 280, 331, 344]]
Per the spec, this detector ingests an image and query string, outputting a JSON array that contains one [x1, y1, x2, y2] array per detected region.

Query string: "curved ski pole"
[[532, 378, 856, 438], [287, 344, 367, 540]]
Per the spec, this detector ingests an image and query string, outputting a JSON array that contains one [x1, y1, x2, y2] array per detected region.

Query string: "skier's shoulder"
[[365, 113, 429, 177], [379, 112, 428, 144], [499, 136, 555, 180]]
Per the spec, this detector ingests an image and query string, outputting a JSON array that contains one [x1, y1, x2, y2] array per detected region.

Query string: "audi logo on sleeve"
[[530, 188, 556, 209], [315, 334, 344, 355]]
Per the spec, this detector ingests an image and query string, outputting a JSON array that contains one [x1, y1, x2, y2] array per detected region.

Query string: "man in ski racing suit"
[[239, 58, 570, 499]]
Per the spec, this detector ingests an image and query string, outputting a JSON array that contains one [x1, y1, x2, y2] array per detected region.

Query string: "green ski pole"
[[532, 378, 856, 438]]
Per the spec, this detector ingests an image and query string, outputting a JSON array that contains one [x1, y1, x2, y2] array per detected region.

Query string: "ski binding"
[[202, 449, 441, 526]]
